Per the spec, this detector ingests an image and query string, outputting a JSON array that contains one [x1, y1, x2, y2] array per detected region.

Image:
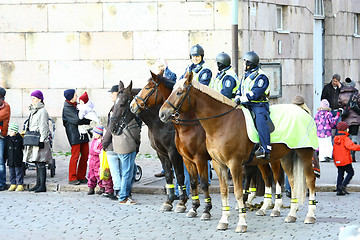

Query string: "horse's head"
[[159, 72, 194, 123], [109, 80, 136, 135], [130, 71, 175, 114]]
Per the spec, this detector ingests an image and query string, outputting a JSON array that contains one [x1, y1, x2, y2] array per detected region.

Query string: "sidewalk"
[[11, 152, 360, 193]]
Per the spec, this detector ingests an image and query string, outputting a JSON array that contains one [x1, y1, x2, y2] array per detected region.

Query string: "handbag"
[[99, 150, 110, 181], [23, 113, 41, 146], [349, 93, 360, 115], [23, 131, 41, 146]]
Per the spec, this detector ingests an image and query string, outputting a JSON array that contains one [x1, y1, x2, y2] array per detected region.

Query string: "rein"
[[165, 83, 240, 123], [110, 98, 136, 135]]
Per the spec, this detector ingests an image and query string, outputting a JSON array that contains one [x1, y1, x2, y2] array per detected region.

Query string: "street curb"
[[18, 183, 360, 194]]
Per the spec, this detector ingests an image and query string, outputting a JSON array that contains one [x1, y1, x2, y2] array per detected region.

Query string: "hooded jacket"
[[333, 131, 360, 166]]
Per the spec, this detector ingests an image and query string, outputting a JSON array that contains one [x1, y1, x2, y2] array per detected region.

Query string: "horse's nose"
[[159, 111, 167, 122]]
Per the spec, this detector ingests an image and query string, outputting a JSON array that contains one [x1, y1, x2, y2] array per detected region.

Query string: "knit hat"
[[8, 122, 19, 133], [31, 90, 44, 101], [0, 87, 6, 100], [64, 89, 76, 101], [292, 94, 305, 105], [93, 124, 104, 136], [337, 121, 349, 131], [344, 77, 355, 88], [317, 99, 331, 111], [108, 85, 119, 93], [79, 92, 89, 104]]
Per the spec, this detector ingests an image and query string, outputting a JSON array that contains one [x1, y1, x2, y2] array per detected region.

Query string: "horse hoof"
[[200, 212, 211, 221], [284, 216, 297, 223], [160, 203, 173, 212], [186, 209, 197, 218], [235, 224, 247, 233], [270, 210, 281, 217], [175, 204, 186, 213], [304, 217, 316, 224], [256, 209, 266, 216], [217, 222, 229, 230]]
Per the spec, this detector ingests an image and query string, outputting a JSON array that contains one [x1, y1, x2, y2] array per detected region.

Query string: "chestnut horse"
[[159, 73, 317, 233], [131, 72, 285, 218], [108, 80, 187, 213]]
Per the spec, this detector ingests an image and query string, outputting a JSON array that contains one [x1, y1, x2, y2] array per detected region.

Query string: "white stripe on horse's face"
[[172, 78, 186, 93]]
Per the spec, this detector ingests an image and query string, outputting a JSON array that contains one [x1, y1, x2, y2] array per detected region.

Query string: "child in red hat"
[[78, 92, 100, 137], [333, 121, 360, 195]]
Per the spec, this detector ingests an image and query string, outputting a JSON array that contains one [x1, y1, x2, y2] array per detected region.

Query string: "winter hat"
[[79, 92, 89, 104], [0, 87, 6, 100], [344, 77, 355, 88], [337, 121, 349, 131], [108, 85, 119, 93], [93, 124, 104, 136], [292, 94, 305, 105], [31, 90, 44, 101], [8, 122, 19, 133], [64, 89, 76, 101]]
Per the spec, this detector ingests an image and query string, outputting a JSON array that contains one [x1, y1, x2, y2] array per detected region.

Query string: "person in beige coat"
[[23, 90, 52, 193]]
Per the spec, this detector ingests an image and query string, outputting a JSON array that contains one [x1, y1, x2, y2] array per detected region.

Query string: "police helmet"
[[243, 51, 259, 69], [189, 44, 204, 59], [215, 52, 231, 67]]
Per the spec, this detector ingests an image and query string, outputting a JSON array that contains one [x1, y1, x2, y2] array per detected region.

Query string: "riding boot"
[[35, 163, 47, 193], [28, 163, 41, 191]]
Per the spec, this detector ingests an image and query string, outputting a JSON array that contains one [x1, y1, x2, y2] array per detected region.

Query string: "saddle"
[[245, 105, 275, 133]]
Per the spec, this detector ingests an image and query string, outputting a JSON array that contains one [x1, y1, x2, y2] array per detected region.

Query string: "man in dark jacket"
[[62, 89, 91, 185], [321, 74, 342, 111]]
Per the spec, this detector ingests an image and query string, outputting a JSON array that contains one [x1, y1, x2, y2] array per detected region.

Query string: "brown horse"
[[130, 72, 285, 218], [159, 73, 317, 233], [130, 72, 212, 220]]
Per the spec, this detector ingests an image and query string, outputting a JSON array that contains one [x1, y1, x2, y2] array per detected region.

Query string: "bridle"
[[132, 78, 159, 113], [110, 94, 136, 135], [164, 82, 239, 123]]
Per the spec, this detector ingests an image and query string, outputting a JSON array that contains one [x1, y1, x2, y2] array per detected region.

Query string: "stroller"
[[22, 118, 56, 177]]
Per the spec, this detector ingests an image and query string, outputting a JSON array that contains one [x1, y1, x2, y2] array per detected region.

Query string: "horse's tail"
[[292, 151, 307, 205]]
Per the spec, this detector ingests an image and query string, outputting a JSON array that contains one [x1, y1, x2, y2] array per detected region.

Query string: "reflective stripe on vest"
[[187, 63, 211, 83], [209, 67, 240, 95], [240, 68, 270, 102]]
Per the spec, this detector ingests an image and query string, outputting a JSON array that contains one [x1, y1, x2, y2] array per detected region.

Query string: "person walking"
[[0, 87, 10, 191], [314, 99, 340, 162], [333, 121, 360, 195], [62, 89, 91, 185], [23, 90, 52, 193], [4, 123, 24, 191]]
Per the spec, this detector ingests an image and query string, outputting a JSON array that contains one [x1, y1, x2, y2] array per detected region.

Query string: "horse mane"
[[175, 78, 239, 109], [151, 74, 175, 90]]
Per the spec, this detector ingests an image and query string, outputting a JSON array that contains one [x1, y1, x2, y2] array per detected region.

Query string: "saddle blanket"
[[242, 104, 319, 149]]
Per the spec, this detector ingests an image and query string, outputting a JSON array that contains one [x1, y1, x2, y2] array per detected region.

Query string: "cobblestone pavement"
[[1, 191, 359, 240]]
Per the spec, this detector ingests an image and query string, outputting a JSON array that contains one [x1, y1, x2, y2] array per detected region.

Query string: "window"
[[259, 63, 282, 99], [314, 0, 325, 19], [355, 14, 360, 36], [276, 6, 283, 31]]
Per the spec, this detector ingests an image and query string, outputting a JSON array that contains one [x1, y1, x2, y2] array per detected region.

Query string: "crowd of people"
[[0, 44, 358, 202]]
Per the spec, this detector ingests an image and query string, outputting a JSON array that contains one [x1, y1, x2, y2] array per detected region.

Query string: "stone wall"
[[0, 0, 357, 151]]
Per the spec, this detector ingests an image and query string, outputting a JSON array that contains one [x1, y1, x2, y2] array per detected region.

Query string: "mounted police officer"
[[180, 44, 212, 86], [234, 51, 271, 160], [209, 52, 240, 99]]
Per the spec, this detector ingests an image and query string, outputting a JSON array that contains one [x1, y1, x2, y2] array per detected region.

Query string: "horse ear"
[[150, 71, 161, 83], [125, 80, 133, 93], [186, 71, 194, 85], [118, 81, 125, 92]]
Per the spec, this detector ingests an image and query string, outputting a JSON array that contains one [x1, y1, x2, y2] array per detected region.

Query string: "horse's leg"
[[298, 149, 317, 224], [159, 153, 175, 212], [280, 153, 299, 223], [197, 158, 212, 220], [184, 158, 200, 218], [270, 160, 283, 217], [246, 167, 258, 207], [170, 151, 188, 213], [212, 160, 230, 231], [256, 164, 273, 216], [229, 161, 248, 233]]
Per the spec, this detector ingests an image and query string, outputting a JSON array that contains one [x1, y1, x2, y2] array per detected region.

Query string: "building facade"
[[0, 0, 359, 151]]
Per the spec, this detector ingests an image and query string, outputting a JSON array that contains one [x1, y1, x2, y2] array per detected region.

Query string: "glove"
[[240, 95, 249, 103], [234, 96, 241, 105], [39, 142, 44, 149], [337, 111, 340, 116]]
